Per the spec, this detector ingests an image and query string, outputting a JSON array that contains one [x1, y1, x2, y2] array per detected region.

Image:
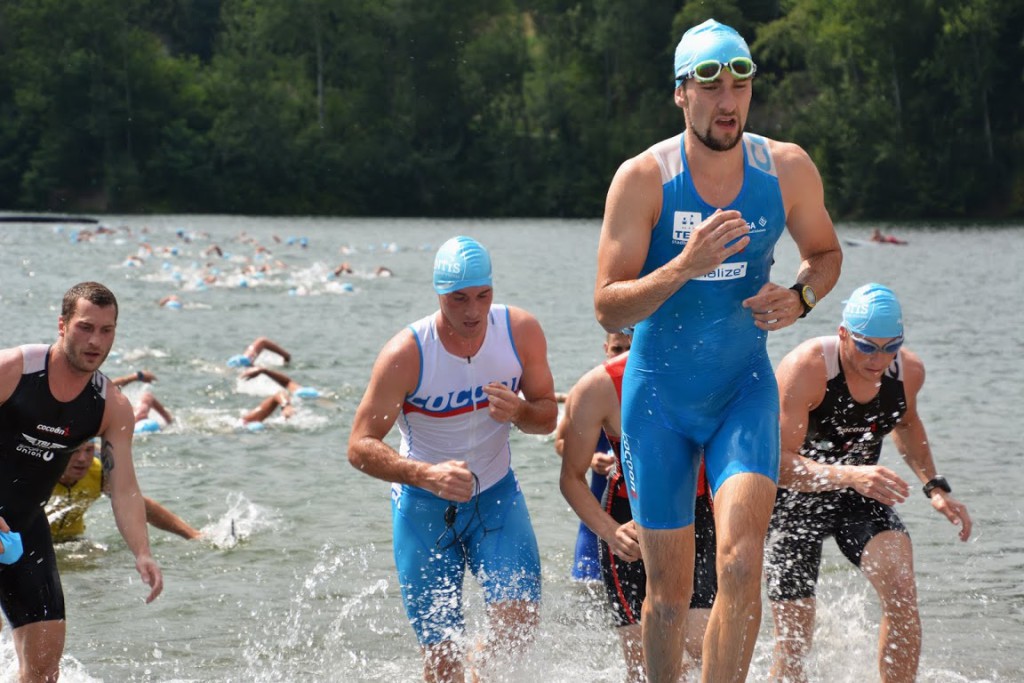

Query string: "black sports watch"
[[790, 284, 817, 318], [922, 475, 951, 498]]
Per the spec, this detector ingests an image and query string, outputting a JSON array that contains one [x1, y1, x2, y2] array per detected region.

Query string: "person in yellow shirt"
[[48, 440, 201, 543]]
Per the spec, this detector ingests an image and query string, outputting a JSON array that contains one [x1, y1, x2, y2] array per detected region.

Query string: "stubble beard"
[[693, 120, 745, 152], [60, 337, 108, 374]]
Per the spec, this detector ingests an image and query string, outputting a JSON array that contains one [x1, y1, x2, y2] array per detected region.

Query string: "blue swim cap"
[[674, 19, 752, 85], [134, 418, 161, 434], [841, 283, 904, 338], [0, 530, 23, 565], [293, 386, 320, 399], [227, 354, 253, 368], [432, 236, 492, 295]]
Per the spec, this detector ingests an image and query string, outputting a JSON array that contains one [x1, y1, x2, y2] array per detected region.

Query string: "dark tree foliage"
[[0, 0, 1019, 218]]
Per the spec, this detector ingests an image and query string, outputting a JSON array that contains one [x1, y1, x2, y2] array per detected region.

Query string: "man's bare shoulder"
[[765, 137, 823, 188], [897, 347, 926, 391], [505, 305, 543, 329], [778, 337, 828, 383], [376, 327, 419, 367], [569, 362, 617, 405], [0, 346, 25, 403], [0, 346, 23, 369], [505, 306, 548, 346], [614, 148, 663, 187]]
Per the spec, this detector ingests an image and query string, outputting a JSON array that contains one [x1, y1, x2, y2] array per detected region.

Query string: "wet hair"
[[62, 281, 119, 322]]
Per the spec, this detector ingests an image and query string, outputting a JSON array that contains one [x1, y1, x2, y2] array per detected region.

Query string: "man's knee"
[[489, 599, 540, 646], [717, 540, 766, 592], [644, 589, 693, 626]]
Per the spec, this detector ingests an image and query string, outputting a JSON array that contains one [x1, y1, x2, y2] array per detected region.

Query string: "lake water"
[[0, 215, 1021, 682]]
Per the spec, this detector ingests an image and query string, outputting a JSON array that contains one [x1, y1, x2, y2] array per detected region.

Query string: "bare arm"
[[743, 143, 843, 331], [594, 154, 751, 331], [0, 347, 22, 535], [556, 367, 639, 562], [241, 366, 300, 392], [777, 341, 908, 505], [111, 370, 156, 387], [0, 346, 24, 406], [347, 330, 475, 501], [143, 497, 201, 540], [890, 351, 972, 541], [248, 337, 290, 363], [100, 392, 163, 602], [483, 307, 557, 434]]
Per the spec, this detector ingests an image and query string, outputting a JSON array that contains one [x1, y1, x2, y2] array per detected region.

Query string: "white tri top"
[[398, 304, 524, 493]]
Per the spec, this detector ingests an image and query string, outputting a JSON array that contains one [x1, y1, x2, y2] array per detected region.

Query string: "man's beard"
[[692, 121, 744, 152], [61, 340, 108, 373]]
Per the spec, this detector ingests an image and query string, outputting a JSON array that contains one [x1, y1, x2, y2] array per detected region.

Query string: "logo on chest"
[[672, 212, 703, 245], [673, 211, 770, 247], [17, 433, 68, 461]]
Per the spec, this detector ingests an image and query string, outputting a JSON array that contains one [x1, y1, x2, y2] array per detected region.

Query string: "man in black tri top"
[[0, 281, 163, 682], [765, 283, 972, 683]]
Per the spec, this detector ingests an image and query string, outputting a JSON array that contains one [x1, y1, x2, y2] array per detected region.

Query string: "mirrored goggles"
[[680, 57, 757, 84], [849, 331, 904, 355]]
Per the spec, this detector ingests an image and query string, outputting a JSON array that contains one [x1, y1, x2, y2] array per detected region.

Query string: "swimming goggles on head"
[[849, 331, 904, 355], [681, 57, 757, 84]]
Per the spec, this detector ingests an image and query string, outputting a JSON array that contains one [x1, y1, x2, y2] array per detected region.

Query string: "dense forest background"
[[1, 0, 1021, 219]]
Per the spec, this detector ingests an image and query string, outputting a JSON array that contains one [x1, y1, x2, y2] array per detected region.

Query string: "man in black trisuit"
[[0, 281, 163, 682], [765, 283, 971, 682]]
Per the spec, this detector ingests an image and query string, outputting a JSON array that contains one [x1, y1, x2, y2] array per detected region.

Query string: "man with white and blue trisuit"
[[594, 19, 842, 682], [347, 236, 557, 682]]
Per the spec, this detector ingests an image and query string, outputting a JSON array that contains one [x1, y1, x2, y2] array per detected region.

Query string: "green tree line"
[[1, 0, 1020, 219]]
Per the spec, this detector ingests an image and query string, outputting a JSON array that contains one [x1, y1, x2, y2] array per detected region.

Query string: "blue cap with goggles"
[[841, 283, 904, 352], [674, 19, 756, 87]]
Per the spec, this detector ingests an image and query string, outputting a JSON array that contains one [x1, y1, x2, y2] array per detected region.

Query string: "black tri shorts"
[[0, 513, 65, 628], [598, 473, 717, 627], [764, 487, 909, 602]]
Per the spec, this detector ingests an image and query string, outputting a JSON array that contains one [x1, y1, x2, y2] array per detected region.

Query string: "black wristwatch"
[[922, 475, 951, 498], [790, 284, 817, 318]]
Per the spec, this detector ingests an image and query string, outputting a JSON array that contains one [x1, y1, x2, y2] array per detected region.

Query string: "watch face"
[[803, 286, 817, 307]]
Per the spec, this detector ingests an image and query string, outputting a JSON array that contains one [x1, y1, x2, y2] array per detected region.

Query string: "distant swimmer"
[[593, 18, 843, 681], [48, 440, 201, 542], [159, 295, 183, 309], [132, 392, 174, 434], [227, 336, 292, 368], [765, 283, 971, 683], [348, 236, 557, 682], [109, 369, 173, 433], [0, 281, 163, 682], [374, 265, 394, 277], [238, 366, 320, 426], [870, 227, 908, 245]]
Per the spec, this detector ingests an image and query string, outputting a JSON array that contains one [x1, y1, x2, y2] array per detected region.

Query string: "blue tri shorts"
[[391, 469, 542, 645], [620, 358, 780, 529]]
